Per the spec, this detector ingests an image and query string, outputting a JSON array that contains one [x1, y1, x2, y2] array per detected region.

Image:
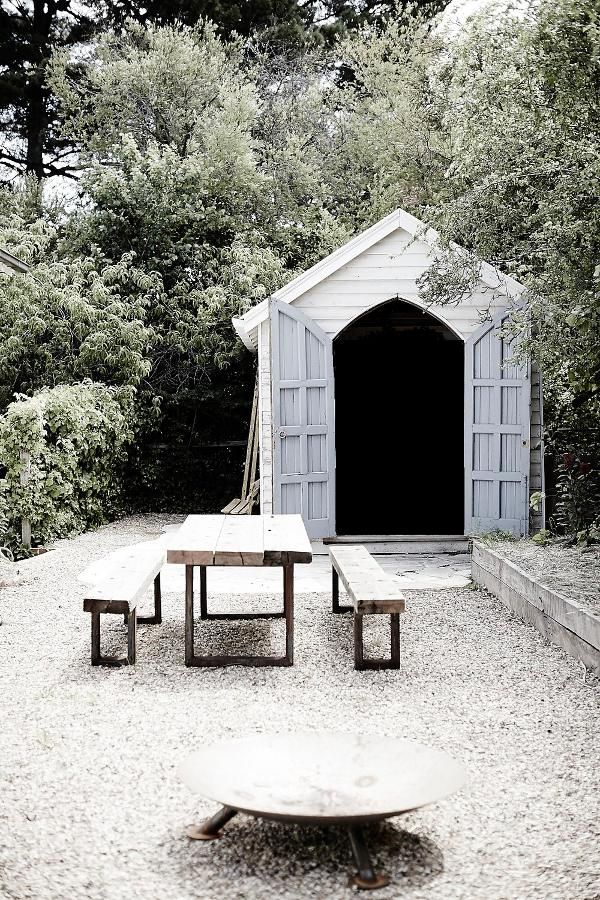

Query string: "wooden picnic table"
[[166, 514, 312, 668]]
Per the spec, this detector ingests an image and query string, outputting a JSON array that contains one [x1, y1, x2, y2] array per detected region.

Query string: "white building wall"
[[257, 318, 274, 514], [253, 226, 522, 523], [294, 229, 510, 340]]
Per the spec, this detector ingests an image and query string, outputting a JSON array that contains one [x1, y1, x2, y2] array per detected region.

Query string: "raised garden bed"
[[471, 540, 600, 675]]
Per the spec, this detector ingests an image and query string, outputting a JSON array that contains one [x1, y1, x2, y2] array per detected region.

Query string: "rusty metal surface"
[[178, 733, 467, 825]]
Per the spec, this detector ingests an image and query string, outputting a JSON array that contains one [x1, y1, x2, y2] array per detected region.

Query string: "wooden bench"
[[328, 545, 405, 671], [221, 479, 260, 515], [82, 544, 166, 666]]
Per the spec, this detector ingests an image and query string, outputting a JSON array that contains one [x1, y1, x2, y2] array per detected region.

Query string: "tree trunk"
[[25, 0, 53, 179]]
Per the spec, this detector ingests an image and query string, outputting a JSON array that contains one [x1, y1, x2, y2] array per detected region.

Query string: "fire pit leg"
[[186, 805, 238, 841], [347, 825, 390, 890]]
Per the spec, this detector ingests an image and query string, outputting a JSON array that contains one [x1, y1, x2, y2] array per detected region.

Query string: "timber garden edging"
[[471, 541, 600, 675]]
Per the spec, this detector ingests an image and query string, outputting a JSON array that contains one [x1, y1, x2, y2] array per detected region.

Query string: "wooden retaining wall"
[[471, 541, 600, 675]]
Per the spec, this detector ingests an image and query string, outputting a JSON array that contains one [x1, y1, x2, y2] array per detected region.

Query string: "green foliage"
[[0, 382, 135, 547], [477, 529, 518, 544], [531, 529, 550, 546], [554, 451, 600, 543], [544, 388, 600, 539], [47, 20, 348, 464], [329, 10, 449, 229], [0, 181, 157, 408], [425, 0, 600, 410], [0, 0, 97, 179], [529, 491, 545, 513]]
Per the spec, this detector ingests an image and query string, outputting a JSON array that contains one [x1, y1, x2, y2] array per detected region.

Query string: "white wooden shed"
[[233, 208, 543, 541]]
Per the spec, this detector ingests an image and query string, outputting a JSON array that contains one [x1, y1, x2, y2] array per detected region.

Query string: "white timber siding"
[[294, 229, 509, 341], [257, 319, 274, 514], [236, 208, 543, 535], [529, 361, 545, 532]]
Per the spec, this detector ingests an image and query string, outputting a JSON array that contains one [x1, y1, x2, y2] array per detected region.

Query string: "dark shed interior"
[[333, 298, 465, 535]]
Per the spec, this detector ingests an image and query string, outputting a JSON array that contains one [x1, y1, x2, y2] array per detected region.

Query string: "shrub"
[[0, 382, 135, 548], [554, 452, 600, 544]]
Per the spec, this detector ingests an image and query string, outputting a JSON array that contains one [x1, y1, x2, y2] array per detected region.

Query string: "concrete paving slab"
[[78, 525, 471, 594]]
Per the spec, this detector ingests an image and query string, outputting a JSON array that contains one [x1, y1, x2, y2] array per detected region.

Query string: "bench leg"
[[137, 573, 162, 625], [91, 604, 136, 667], [127, 608, 137, 664], [332, 567, 352, 614], [354, 613, 400, 672], [91, 611, 101, 665], [284, 563, 294, 665], [354, 613, 364, 669]]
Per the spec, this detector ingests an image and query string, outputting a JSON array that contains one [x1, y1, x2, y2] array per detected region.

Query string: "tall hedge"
[[0, 382, 135, 548]]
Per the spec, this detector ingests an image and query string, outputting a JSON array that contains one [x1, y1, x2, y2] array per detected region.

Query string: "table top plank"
[[263, 515, 313, 565], [166, 515, 225, 565], [214, 516, 265, 566], [166, 514, 312, 567]]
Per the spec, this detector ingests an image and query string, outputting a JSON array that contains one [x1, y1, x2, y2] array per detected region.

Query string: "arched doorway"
[[333, 298, 464, 535]]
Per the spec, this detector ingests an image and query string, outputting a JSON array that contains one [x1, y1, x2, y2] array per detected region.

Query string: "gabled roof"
[[0, 247, 29, 274], [233, 207, 524, 351]]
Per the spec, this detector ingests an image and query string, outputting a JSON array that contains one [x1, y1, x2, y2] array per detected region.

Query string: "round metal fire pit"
[[178, 733, 466, 891]]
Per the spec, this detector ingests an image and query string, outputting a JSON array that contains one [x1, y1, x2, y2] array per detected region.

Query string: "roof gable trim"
[[233, 207, 525, 348], [0, 248, 29, 273]]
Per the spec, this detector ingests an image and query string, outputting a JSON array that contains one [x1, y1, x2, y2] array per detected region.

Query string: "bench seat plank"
[[82, 545, 166, 609], [328, 545, 405, 614]]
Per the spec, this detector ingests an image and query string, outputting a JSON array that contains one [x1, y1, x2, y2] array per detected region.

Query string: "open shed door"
[[271, 299, 335, 539], [465, 311, 530, 536]]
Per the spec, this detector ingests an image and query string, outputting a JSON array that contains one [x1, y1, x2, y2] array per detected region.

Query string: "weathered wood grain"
[[472, 542, 600, 674], [214, 515, 264, 566], [168, 513, 311, 568], [328, 545, 405, 614], [263, 514, 312, 565], [83, 545, 165, 608], [166, 515, 225, 565], [20, 449, 31, 549]]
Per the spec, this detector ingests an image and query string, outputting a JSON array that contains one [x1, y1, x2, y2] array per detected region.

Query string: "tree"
[[324, 10, 449, 230], [0, 0, 451, 183], [47, 21, 351, 506], [0, 180, 156, 409], [48, 21, 348, 384], [100, 0, 314, 44], [0, 1, 96, 179], [422, 0, 600, 409]]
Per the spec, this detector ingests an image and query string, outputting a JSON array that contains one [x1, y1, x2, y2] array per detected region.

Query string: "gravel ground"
[[1, 515, 599, 900], [482, 538, 600, 613]]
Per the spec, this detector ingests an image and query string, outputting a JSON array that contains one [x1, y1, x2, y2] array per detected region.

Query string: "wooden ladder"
[[221, 374, 260, 515]]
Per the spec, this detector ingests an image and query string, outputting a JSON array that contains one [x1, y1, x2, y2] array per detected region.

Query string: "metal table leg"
[[199, 564, 285, 621], [347, 825, 390, 890], [186, 805, 238, 841], [185, 564, 295, 667]]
